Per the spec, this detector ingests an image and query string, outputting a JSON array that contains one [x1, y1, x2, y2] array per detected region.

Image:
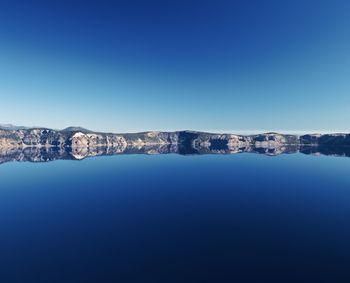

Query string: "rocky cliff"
[[0, 127, 350, 164]]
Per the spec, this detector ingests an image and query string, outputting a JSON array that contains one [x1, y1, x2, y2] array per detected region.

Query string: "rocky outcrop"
[[1, 127, 350, 164], [1, 142, 350, 166]]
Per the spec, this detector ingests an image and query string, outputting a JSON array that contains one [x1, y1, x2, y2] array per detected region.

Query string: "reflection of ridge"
[[1, 144, 350, 165], [300, 145, 350, 157], [0, 147, 74, 164]]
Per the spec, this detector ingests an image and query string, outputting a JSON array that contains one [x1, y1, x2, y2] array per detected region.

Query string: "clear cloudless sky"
[[0, 0, 350, 133]]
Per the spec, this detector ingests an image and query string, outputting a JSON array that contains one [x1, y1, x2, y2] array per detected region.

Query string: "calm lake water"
[[1, 153, 350, 282]]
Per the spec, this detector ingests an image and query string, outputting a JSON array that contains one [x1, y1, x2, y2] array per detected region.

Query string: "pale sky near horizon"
[[1, 0, 350, 133]]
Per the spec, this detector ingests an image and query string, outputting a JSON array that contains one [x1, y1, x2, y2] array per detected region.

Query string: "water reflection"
[[1, 143, 350, 165]]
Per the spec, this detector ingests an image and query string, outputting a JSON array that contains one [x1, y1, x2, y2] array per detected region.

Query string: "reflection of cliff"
[[0, 147, 73, 164], [1, 127, 350, 165], [300, 145, 350, 157], [1, 143, 350, 166]]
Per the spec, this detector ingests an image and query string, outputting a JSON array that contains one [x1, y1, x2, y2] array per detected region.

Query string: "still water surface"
[[1, 153, 350, 282]]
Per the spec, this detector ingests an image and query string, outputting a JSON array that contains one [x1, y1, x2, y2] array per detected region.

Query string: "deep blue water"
[[1, 153, 350, 282]]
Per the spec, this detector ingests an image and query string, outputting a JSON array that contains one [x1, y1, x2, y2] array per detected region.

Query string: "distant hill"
[[0, 124, 93, 132], [61, 126, 92, 133], [0, 123, 29, 130]]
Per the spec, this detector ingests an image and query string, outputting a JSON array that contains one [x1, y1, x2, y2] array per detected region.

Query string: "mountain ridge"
[[1, 125, 350, 150], [1, 125, 350, 164]]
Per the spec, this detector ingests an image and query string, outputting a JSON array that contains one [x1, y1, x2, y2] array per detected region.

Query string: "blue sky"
[[0, 0, 349, 133]]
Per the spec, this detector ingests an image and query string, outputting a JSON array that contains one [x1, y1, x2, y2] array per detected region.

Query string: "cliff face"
[[0, 128, 350, 164], [0, 128, 178, 149], [1, 128, 349, 149], [1, 128, 350, 161]]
